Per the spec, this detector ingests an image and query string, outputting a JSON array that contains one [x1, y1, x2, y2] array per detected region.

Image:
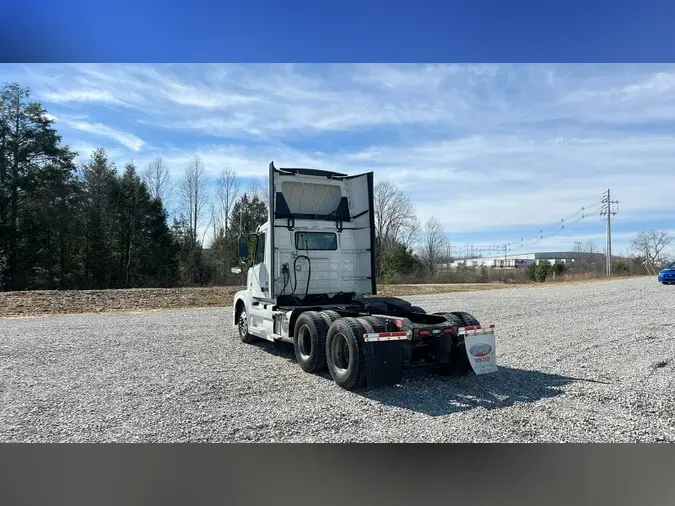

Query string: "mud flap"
[[364, 341, 404, 388], [462, 327, 498, 375]]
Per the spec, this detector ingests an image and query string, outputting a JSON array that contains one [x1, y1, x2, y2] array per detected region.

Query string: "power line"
[[509, 198, 604, 247], [450, 194, 609, 260], [516, 200, 605, 249]]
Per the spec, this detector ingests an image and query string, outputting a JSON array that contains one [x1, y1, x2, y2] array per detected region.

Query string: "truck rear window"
[[295, 232, 338, 251]]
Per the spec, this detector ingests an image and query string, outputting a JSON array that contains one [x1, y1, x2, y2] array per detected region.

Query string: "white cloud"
[[39, 88, 124, 105], [6, 63, 675, 253], [57, 117, 145, 152], [68, 141, 126, 164], [10, 63, 675, 138], [121, 130, 675, 242]]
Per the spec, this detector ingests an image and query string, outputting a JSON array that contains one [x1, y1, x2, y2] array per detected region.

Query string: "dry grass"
[[2, 276, 647, 318], [1, 283, 513, 318], [373, 283, 511, 297], [0, 286, 242, 318]]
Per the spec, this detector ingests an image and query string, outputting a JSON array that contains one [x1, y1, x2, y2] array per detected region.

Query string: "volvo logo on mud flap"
[[469, 343, 492, 357]]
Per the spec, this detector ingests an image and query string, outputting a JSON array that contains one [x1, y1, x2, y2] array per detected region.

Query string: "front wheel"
[[325, 318, 368, 390], [238, 307, 257, 344]]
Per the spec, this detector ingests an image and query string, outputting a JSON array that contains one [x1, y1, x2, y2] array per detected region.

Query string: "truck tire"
[[452, 311, 480, 327], [326, 317, 368, 390], [293, 311, 329, 373], [433, 312, 464, 327], [359, 316, 385, 333], [432, 312, 472, 376], [319, 310, 341, 325], [237, 305, 257, 344]]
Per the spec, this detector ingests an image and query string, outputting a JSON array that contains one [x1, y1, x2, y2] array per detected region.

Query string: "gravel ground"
[[1, 276, 674, 442]]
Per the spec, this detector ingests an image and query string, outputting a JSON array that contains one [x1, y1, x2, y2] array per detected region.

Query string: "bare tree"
[[584, 240, 599, 254], [143, 156, 173, 203], [179, 155, 209, 248], [630, 229, 673, 268], [373, 180, 421, 277], [215, 166, 240, 241], [209, 200, 219, 248], [420, 216, 445, 275], [374, 180, 419, 248], [246, 175, 269, 203]]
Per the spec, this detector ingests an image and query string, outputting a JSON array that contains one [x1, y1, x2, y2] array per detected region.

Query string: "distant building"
[[533, 251, 605, 266], [447, 251, 605, 269]]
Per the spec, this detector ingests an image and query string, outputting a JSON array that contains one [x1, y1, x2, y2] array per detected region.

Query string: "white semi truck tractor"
[[232, 162, 498, 390]]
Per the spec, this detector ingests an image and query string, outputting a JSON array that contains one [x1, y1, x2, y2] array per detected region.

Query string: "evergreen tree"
[[117, 162, 179, 287], [228, 193, 268, 238], [80, 148, 120, 288], [0, 82, 78, 290]]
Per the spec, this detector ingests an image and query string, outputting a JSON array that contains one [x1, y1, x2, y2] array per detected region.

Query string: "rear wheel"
[[432, 312, 473, 375], [319, 310, 341, 324], [434, 311, 464, 327], [359, 316, 385, 333], [452, 311, 480, 327], [293, 311, 330, 373], [326, 317, 368, 390]]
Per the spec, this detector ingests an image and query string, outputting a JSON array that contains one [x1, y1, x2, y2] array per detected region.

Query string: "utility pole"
[[600, 189, 619, 277], [504, 243, 508, 268]]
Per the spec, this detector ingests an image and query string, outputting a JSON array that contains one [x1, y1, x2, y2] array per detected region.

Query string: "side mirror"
[[238, 235, 249, 262], [230, 267, 242, 274]]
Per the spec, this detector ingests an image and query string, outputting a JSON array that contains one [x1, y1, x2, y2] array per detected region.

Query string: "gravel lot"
[[1, 276, 673, 442]]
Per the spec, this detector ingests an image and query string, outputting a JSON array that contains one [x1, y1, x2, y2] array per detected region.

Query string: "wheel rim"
[[331, 332, 350, 373], [239, 310, 248, 337], [297, 324, 312, 360]]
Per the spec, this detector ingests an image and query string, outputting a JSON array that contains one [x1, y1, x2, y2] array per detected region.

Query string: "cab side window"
[[254, 233, 265, 265]]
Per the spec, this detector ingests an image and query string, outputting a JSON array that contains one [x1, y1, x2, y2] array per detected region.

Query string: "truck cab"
[[233, 163, 376, 337], [232, 162, 497, 391]]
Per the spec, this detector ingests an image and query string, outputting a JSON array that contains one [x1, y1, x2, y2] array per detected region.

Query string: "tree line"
[[0, 81, 447, 292], [0, 82, 270, 291], [6, 80, 661, 292]]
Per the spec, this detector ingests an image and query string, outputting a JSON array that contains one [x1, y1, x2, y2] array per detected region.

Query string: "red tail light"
[[419, 329, 430, 336]]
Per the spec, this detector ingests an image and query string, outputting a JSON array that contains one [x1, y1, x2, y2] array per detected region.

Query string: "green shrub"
[[534, 263, 552, 282], [381, 242, 417, 283], [613, 260, 629, 274], [552, 262, 567, 276], [526, 264, 537, 281]]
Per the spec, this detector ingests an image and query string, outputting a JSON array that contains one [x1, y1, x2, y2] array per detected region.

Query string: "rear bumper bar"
[[363, 331, 409, 342], [457, 324, 496, 336], [363, 324, 496, 342]]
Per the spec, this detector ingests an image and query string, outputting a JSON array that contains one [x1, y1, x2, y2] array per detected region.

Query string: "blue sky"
[[2, 63, 675, 258], [3, 1, 674, 62]]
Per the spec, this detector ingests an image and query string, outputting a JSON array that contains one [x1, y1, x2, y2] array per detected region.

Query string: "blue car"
[[658, 262, 675, 284]]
